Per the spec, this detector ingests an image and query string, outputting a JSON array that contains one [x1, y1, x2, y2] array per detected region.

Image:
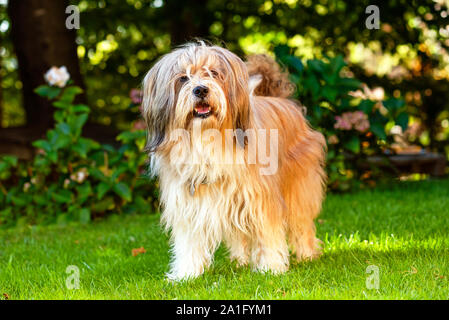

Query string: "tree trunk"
[[1, 0, 87, 158], [7, 0, 85, 131], [165, 0, 213, 46]]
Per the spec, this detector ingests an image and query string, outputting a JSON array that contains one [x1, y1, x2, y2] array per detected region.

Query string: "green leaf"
[[32, 139, 52, 152], [54, 110, 65, 122], [343, 136, 360, 153], [34, 85, 61, 99], [52, 190, 72, 203], [3, 155, 18, 166], [72, 104, 91, 113], [0, 207, 12, 220], [53, 133, 71, 150], [284, 56, 304, 75], [330, 55, 346, 74], [113, 182, 132, 202], [89, 167, 107, 180], [76, 183, 92, 204], [69, 114, 89, 133], [307, 60, 325, 74], [274, 45, 290, 59], [383, 98, 405, 112], [358, 100, 375, 114], [370, 122, 387, 140], [97, 182, 112, 200], [71, 142, 88, 158], [370, 110, 389, 125], [53, 100, 71, 109], [91, 196, 115, 212], [304, 74, 320, 98], [59, 86, 83, 103], [72, 137, 100, 158], [396, 112, 409, 131], [336, 78, 362, 91], [33, 194, 48, 206], [0, 162, 8, 173], [311, 105, 323, 120], [322, 87, 339, 103], [11, 195, 29, 207], [56, 123, 71, 135], [111, 164, 129, 181], [49, 151, 59, 163]]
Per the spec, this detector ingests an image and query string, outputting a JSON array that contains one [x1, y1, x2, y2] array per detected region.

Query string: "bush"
[[0, 85, 158, 228], [275, 45, 409, 191]]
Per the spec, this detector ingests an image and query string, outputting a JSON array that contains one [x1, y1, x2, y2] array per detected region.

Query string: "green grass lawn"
[[1, 179, 448, 300]]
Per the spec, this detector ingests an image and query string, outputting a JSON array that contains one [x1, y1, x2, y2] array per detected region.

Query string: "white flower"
[[44, 66, 70, 88], [390, 125, 403, 135], [349, 84, 384, 101], [70, 168, 89, 184]]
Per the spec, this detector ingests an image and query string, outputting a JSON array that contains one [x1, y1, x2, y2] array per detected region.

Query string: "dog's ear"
[[218, 48, 250, 137], [141, 58, 173, 152], [231, 55, 250, 148]]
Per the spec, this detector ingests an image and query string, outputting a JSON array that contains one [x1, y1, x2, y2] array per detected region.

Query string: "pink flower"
[[354, 119, 370, 132], [130, 89, 143, 105], [132, 120, 146, 131], [334, 115, 352, 130], [334, 111, 370, 132], [352, 111, 369, 132], [23, 182, 31, 192]]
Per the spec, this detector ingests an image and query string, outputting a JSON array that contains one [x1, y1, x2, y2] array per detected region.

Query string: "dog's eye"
[[180, 76, 189, 83], [210, 70, 219, 78]]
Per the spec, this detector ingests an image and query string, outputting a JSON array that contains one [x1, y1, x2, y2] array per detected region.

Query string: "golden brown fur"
[[142, 42, 326, 280], [246, 54, 295, 98]]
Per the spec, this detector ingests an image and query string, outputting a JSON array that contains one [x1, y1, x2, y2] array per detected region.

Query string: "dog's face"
[[142, 43, 250, 152]]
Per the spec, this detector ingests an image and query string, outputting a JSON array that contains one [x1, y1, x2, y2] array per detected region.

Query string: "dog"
[[142, 41, 326, 280]]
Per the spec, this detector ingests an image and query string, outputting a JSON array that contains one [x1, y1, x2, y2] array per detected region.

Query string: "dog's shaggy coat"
[[142, 42, 326, 280]]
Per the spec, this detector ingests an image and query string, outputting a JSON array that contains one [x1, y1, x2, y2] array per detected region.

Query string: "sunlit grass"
[[0, 178, 448, 299]]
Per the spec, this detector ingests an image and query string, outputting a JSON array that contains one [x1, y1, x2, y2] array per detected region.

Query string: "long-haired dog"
[[142, 42, 326, 280]]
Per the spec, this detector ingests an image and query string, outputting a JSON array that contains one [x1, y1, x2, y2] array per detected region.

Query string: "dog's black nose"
[[193, 86, 209, 98]]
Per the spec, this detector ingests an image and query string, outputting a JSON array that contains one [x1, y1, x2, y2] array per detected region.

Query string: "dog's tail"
[[246, 54, 295, 98]]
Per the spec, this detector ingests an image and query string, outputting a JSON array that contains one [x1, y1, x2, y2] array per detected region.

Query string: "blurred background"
[[0, 0, 448, 225], [1, 0, 448, 146]]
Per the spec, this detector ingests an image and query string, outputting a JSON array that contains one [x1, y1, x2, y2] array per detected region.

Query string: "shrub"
[[275, 45, 409, 191], [0, 84, 158, 228]]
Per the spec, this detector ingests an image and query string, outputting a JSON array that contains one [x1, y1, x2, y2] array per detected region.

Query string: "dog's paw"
[[252, 253, 289, 274], [229, 254, 249, 268], [165, 268, 204, 282], [165, 272, 192, 282], [252, 262, 289, 275], [295, 237, 323, 261]]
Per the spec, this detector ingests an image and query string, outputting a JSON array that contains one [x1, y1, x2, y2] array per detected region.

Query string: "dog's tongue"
[[195, 103, 210, 114]]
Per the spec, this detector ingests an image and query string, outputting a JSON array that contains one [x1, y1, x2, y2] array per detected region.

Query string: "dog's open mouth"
[[193, 102, 212, 118]]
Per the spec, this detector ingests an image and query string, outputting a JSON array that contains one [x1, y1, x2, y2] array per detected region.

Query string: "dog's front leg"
[[166, 225, 218, 281], [250, 220, 289, 274]]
